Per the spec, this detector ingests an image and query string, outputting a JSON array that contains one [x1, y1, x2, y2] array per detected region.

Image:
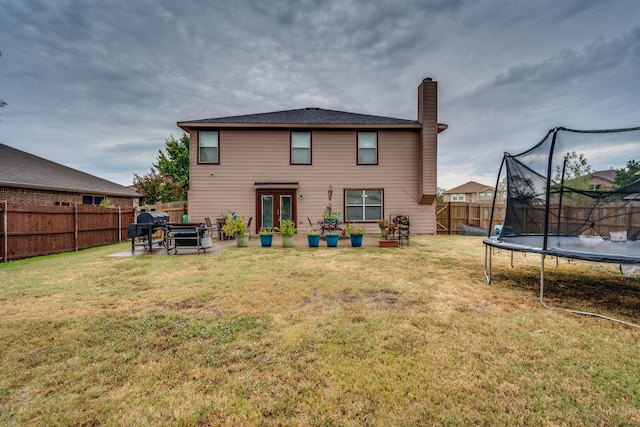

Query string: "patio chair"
[[216, 217, 229, 241], [245, 217, 253, 238], [204, 217, 216, 238]]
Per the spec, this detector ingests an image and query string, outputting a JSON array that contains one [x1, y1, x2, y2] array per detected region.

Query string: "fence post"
[[118, 206, 122, 243], [2, 201, 7, 262], [74, 205, 79, 252]]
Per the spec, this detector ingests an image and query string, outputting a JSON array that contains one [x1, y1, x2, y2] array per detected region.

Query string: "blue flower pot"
[[350, 234, 363, 247], [307, 234, 320, 247], [260, 234, 273, 247], [326, 234, 339, 247]]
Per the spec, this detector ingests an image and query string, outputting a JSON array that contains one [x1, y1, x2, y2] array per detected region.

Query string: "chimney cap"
[[423, 77, 433, 82]]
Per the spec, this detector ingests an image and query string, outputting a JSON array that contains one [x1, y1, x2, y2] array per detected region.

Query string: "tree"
[[509, 176, 538, 204], [133, 169, 185, 205], [436, 187, 446, 203], [554, 151, 592, 184], [154, 134, 190, 192], [133, 134, 190, 204], [614, 160, 640, 187]]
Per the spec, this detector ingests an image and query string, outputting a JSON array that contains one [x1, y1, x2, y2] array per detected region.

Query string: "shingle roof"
[[590, 169, 616, 183], [178, 107, 421, 128], [0, 144, 140, 197], [444, 181, 494, 194]]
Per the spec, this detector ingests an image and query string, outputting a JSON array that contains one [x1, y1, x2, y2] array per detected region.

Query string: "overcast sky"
[[1, 0, 639, 191]]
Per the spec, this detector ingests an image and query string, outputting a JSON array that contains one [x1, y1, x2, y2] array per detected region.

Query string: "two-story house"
[[177, 78, 447, 234], [442, 181, 503, 204]]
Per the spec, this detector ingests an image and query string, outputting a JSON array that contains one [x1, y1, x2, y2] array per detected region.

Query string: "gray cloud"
[[1, 0, 639, 190]]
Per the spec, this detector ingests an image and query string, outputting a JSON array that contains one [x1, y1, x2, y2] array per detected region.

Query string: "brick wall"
[[0, 186, 137, 208]]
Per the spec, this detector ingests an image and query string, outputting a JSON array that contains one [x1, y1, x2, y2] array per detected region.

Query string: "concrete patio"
[[108, 234, 409, 257]]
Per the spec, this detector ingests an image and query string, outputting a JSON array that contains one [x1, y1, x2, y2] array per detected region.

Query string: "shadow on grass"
[[493, 263, 640, 325]]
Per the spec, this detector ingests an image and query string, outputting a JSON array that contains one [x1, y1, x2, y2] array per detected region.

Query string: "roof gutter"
[[177, 121, 429, 132]]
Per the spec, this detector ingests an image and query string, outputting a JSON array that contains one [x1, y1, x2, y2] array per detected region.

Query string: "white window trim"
[[345, 189, 383, 221]]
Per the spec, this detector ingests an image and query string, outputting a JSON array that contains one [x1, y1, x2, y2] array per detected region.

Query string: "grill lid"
[[137, 210, 169, 224]]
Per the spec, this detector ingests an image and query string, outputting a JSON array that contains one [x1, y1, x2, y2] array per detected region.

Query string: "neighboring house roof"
[[444, 181, 494, 194], [178, 107, 448, 132], [590, 169, 617, 183], [0, 143, 140, 197]]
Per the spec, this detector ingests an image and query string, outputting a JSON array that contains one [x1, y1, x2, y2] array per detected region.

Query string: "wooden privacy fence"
[[436, 202, 505, 234], [497, 202, 640, 237], [141, 201, 187, 224], [1, 202, 135, 262], [436, 201, 640, 236]]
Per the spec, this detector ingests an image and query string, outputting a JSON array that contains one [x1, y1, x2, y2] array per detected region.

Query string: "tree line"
[[133, 134, 189, 204]]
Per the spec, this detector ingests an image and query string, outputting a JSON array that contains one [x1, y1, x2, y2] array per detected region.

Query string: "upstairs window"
[[291, 132, 311, 164], [199, 131, 219, 164], [357, 132, 377, 165], [451, 193, 465, 202]]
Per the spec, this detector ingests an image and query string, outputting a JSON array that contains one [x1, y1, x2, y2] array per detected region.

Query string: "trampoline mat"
[[484, 235, 640, 264]]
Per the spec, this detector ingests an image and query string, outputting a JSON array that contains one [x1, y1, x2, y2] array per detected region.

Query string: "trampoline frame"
[[483, 126, 640, 328], [484, 235, 640, 328]]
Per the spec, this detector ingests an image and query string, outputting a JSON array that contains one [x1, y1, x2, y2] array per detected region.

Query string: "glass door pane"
[[280, 195, 292, 223], [262, 196, 273, 228]]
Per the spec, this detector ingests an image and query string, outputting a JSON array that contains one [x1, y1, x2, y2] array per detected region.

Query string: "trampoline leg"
[[484, 243, 492, 284], [539, 254, 546, 307], [538, 254, 640, 328]]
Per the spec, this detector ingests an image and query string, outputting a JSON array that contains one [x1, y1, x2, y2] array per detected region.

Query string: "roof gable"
[[444, 181, 494, 194], [590, 169, 616, 183], [0, 144, 139, 197]]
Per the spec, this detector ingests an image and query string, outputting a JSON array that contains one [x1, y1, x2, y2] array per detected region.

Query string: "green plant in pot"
[[259, 228, 274, 247], [346, 223, 365, 247], [323, 210, 340, 223], [222, 215, 249, 247], [377, 218, 389, 238], [307, 229, 320, 247], [279, 219, 297, 248]]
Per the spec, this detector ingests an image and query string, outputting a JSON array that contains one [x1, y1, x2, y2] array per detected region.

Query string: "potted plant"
[[222, 215, 249, 247], [259, 228, 274, 247], [377, 218, 389, 238], [323, 210, 341, 223], [279, 219, 298, 248], [307, 229, 320, 247], [346, 223, 365, 247], [325, 232, 339, 247]]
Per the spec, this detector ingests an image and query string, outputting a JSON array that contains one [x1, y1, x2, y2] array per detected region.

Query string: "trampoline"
[[483, 126, 640, 327]]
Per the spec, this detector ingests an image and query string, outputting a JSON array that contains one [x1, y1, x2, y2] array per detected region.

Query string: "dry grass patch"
[[1, 236, 639, 426]]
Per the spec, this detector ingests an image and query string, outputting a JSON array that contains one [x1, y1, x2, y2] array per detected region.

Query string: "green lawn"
[[0, 236, 638, 426]]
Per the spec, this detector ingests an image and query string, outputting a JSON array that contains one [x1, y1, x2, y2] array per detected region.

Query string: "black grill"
[[136, 210, 170, 225], [127, 209, 170, 252]]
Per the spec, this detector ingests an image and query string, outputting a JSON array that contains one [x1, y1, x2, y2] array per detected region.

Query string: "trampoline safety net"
[[490, 126, 640, 255]]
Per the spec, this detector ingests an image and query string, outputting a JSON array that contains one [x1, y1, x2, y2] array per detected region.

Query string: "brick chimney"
[[417, 78, 442, 204]]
